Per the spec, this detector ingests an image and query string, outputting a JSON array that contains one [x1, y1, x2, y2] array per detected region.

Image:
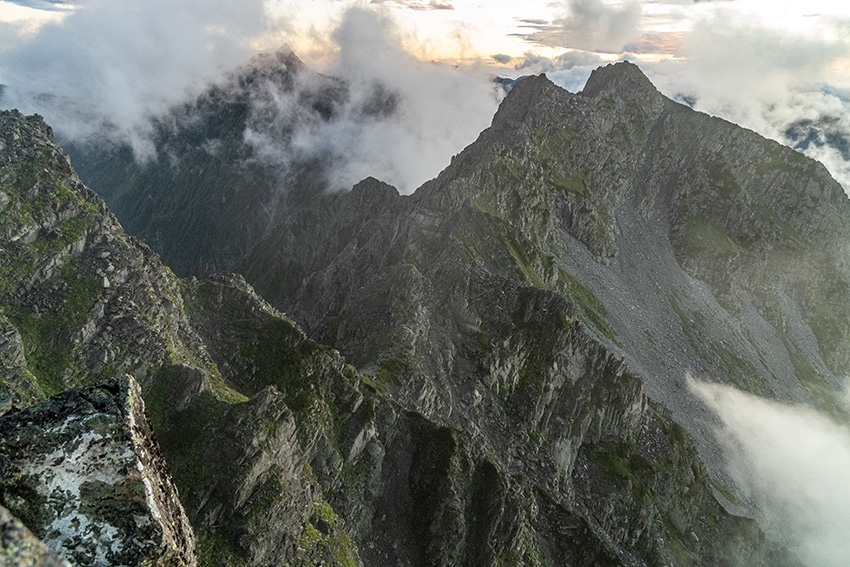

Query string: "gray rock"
[[0, 62, 824, 567], [0, 504, 72, 567], [0, 375, 197, 567]]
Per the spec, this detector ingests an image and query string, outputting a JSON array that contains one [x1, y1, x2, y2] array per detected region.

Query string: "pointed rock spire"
[[581, 60, 661, 101], [490, 73, 570, 129]]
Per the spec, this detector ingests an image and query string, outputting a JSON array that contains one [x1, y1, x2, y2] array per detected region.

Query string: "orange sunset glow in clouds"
[[2, 0, 850, 190]]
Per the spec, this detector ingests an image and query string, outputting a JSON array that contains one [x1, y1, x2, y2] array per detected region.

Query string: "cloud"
[[370, 0, 454, 11], [516, 0, 643, 53], [0, 1, 498, 193], [3, 0, 74, 11], [243, 7, 501, 194], [622, 31, 684, 54], [514, 49, 603, 72], [492, 49, 602, 94], [640, 13, 850, 189], [691, 377, 850, 567], [491, 53, 513, 64], [0, 0, 271, 158]]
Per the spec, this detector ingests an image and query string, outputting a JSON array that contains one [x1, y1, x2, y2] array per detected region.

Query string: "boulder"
[[0, 375, 197, 567]]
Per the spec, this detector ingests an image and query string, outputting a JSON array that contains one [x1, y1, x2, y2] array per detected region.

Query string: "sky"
[[2, 0, 850, 190], [2, 0, 850, 189]]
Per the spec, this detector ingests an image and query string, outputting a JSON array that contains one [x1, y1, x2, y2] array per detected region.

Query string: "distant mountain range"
[[1, 51, 847, 566]]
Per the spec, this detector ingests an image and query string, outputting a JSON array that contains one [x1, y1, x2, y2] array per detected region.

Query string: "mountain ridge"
[[0, 57, 844, 566], [239, 61, 850, 482]]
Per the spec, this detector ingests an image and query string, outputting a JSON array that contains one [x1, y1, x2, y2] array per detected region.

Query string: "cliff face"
[[0, 109, 367, 566], [0, 110, 226, 409], [1, 58, 840, 567], [241, 63, 850, 466]]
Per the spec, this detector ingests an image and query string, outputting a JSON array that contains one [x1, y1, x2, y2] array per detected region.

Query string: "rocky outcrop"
[[0, 375, 196, 566], [0, 504, 72, 567], [0, 109, 226, 410], [239, 63, 850, 470], [0, 109, 364, 566]]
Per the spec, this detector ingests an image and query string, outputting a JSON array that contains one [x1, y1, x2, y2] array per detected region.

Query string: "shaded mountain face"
[[63, 49, 378, 276], [0, 109, 363, 566], [0, 76, 814, 566], [241, 62, 850, 450]]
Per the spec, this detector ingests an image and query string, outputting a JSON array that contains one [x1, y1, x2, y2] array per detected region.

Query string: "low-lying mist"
[[0, 3, 501, 194], [0, 0, 271, 160], [691, 377, 850, 567], [243, 8, 502, 193]]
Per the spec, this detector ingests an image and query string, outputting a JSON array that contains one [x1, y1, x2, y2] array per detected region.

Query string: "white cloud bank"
[[0, 0, 272, 158], [0, 2, 500, 193], [691, 378, 850, 567], [242, 7, 501, 193], [516, 0, 643, 53], [3, 0, 850, 193]]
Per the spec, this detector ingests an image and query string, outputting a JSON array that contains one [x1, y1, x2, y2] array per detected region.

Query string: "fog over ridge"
[[0, 0, 274, 159], [691, 376, 850, 567], [241, 7, 502, 194], [3, 1, 850, 193], [0, 2, 503, 194]]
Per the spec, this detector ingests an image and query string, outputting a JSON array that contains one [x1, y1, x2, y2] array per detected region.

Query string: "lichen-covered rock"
[[0, 504, 71, 567], [0, 375, 197, 567]]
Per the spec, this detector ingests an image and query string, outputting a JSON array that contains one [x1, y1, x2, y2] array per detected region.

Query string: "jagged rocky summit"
[[241, 61, 850, 462], [65, 49, 350, 276], [1, 57, 843, 566]]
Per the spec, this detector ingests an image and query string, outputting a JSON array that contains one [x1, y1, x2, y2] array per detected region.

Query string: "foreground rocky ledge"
[[0, 375, 197, 567], [0, 504, 71, 567]]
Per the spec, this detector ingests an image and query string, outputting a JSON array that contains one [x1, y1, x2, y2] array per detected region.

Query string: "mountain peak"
[[489, 73, 567, 129], [581, 60, 660, 101], [349, 176, 400, 203], [0, 109, 54, 150], [246, 46, 306, 74]]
